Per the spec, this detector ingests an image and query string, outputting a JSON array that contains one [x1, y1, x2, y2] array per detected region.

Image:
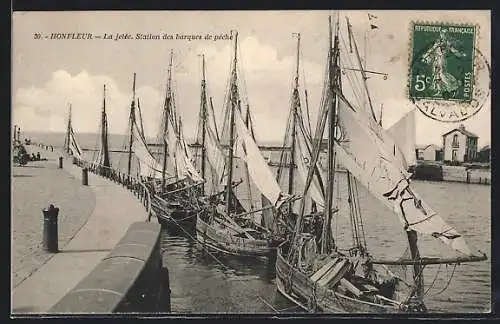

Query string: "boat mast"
[[289, 33, 300, 200], [127, 73, 136, 176], [162, 50, 173, 191], [209, 97, 220, 140], [379, 103, 384, 127], [200, 54, 208, 195], [322, 15, 339, 254], [225, 31, 238, 216], [101, 84, 111, 168], [244, 103, 255, 211], [346, 17, 377, 122], [65, 104, 72, 153]]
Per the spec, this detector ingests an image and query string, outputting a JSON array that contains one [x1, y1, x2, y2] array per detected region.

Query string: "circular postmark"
[[407, 23, 491, 123]]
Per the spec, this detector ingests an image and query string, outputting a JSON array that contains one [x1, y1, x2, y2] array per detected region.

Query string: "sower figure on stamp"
[[421, 29, 466, 97]]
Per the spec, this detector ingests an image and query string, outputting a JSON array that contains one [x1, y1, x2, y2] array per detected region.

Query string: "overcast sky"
[[12, 10, 491, 147]]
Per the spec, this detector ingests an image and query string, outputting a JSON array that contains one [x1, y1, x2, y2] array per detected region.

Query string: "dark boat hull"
[[275, 245, 403, 313], [196, 215, 277, 258], [151, 196, 197, 236]]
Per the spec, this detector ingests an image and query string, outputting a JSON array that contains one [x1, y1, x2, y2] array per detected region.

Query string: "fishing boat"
[[63, 103, 85, 165], [89, 85, 112, 174], [120, 56, 204, 235], [273, 32, 326, 239], [195, 31, 295, 258], [275, 14, 487, 313]]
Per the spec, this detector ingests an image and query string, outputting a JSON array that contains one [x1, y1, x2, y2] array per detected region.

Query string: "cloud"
[[13, 36, 324, 144], [13, 70, 163, 137]]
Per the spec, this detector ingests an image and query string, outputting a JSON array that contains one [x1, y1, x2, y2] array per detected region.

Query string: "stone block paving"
[[12, 147, 96, 288]]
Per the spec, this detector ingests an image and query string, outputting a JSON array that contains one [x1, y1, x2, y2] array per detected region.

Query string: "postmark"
[[407, 22, 490, 123]]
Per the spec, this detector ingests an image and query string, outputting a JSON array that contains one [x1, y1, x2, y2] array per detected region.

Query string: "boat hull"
[[196, 215, 276, 258], [151, 196, 197, 236], [275, 246, 402, 313]]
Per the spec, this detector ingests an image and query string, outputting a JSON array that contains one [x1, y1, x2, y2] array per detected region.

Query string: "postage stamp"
[[408, 22, 490, 123]]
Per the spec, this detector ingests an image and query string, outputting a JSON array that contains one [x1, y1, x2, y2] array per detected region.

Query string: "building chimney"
[[459, 124, 465, 131]]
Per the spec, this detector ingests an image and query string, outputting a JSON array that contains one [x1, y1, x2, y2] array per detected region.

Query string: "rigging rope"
[[429, 263, 457, 297], [161, 212, 281, 313], [423, 263, 442, 296]]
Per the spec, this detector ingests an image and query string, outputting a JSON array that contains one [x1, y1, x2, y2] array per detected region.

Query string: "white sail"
[[132, 117, 164, 179], [387, 109, 417, 168], [69, 127, 83, 160], [92, 147, 102, 167], [234, 108, 289, 207], [204, 125, 226, 185], [178, 121, 204, 182], [162, 116, 203, 183], [295, 125, 325, 208], [335, 97, 473, 256]]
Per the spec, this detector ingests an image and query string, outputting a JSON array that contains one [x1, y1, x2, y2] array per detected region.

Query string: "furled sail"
[[387, 109, 417, 168], [335, 95, 473, 256], [204, 124, 226, 185], [176, 120, 204, 182], [163, 115, 203, 183], [69, 127, 83, 160], [295, 124, 325, 208], [234, 107, 289, 207], [132, 114, 164, 179], [92, 147, 102, 166]]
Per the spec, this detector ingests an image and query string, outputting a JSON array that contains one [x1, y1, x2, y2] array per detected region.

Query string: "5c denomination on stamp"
[[408, 22, 490, 123]]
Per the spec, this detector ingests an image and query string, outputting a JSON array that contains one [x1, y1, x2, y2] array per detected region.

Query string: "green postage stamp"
[[409, 23, 475, 102], [408, 22, 489, 123]]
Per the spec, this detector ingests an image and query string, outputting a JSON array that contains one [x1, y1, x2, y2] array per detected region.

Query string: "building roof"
[[442, 124, 478, 138], [416, 144, 440, 150], [480, 144, 490, 151]]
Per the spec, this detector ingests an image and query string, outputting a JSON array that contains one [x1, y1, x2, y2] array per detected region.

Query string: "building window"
[[452, 149, 457, 161], [452, 134, 459, 148]]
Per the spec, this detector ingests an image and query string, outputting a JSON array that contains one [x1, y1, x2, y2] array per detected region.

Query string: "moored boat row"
[[61, 13, 488, 314]]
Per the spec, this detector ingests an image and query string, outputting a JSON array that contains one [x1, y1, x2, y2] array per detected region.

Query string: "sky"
[[12, 10, 491, 148]]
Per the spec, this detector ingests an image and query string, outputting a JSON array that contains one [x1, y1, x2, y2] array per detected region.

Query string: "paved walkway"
[[12, 147, 149, 314], [12, 147, 96, 289]]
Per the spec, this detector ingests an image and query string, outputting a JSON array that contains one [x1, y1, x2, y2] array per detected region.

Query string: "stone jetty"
[[12, 145, 150, 313]]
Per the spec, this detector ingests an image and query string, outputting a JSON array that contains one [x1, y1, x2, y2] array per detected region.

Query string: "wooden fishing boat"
[[122, 67, 203, 235], [62, 103, 87, 166], [195, 31, 292, 258], [275, 14, 487, 314]]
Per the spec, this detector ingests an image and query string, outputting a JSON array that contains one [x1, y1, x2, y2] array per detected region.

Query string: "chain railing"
[[70, 156, 154, 222]]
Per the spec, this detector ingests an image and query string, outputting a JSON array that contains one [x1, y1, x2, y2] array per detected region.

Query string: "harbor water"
[[26, 132, 491, 313]]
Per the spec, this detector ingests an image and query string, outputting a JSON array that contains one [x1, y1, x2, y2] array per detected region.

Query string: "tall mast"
[[346, 17, 377, 121], [379, 103, 384, 127], [127, 73, 136, 176], [322, 14, 339, 255], [200, 54, 208, 195], [288, 33, 300, 202], [244, 103, 255, 211], [225, 31, 238, 216], [209, 97, 220, 140], [162, 50, 174, 191], [65, 104, 72, 153], [101, 84, 111, 168]]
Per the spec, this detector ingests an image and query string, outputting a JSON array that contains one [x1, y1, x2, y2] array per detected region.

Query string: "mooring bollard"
[[42, 204, 59, 253], [82, 167, 89, 186], [58, 157, 63, 169]]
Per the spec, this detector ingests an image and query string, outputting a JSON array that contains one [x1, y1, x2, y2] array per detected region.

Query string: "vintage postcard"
[[11, 10, 491, 315]]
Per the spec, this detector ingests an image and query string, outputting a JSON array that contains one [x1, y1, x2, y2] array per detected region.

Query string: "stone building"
[[442, 124, 478, 162]]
